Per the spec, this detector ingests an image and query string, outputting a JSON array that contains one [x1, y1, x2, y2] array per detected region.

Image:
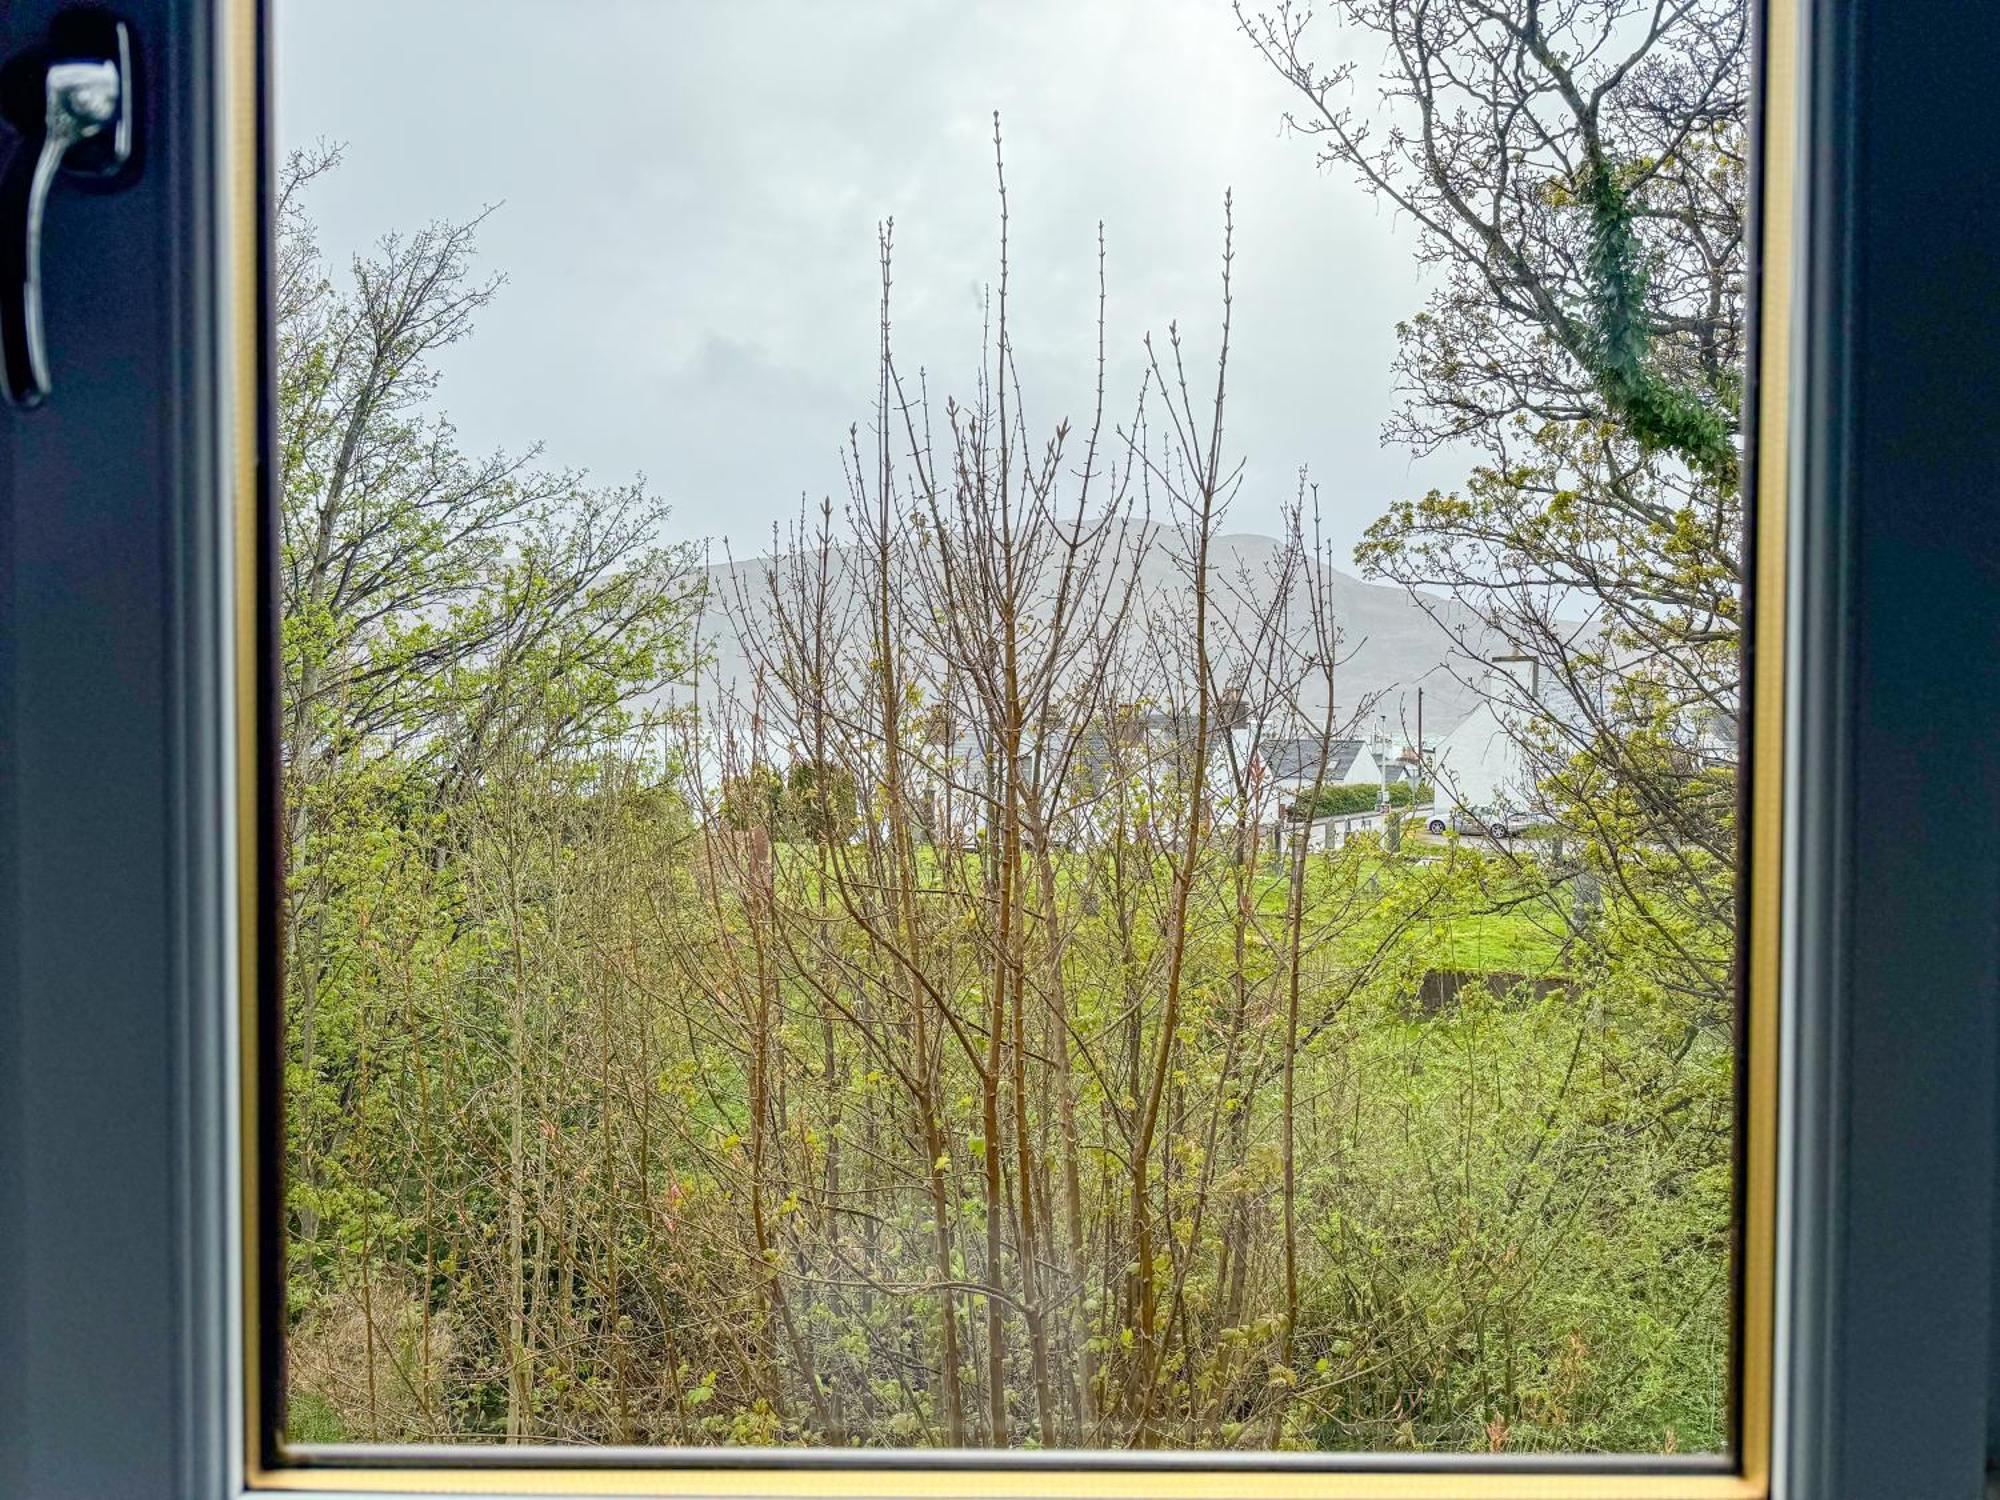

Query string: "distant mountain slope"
[[657, 525, 1501, 745]]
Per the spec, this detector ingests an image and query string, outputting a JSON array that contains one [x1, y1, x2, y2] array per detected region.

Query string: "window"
[[244, 2, 1788, 1493], [17, 0, 2000, 1498], [3, 0, 1992, 1493]]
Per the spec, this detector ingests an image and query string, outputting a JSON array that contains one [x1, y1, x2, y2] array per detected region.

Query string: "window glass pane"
[[272, 0, 1750, 1458]]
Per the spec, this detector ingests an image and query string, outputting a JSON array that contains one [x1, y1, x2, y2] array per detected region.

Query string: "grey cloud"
[[276, 0, 1469, 557]]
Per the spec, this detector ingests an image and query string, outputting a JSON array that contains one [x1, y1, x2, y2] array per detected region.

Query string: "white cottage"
[[1427, 700, 1533, 823]]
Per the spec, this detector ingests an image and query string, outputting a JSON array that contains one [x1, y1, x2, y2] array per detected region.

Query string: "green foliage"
[[1292, 782, 1381, 817], [288, 1391, 350, 1445], [1289, 781, 1431, 818], [786, 758, 859, 844], [721, 759, 859, 843], [1300, 978, 1730, 1452], [719, 765, 785, 832], [1575, 163, 1738, 483], [277, 113, 1734, 1458]]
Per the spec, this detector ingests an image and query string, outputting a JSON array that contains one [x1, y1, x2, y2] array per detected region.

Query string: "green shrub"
[[287, 1390, 349, 1444], [1290, 780, 1433, 819]]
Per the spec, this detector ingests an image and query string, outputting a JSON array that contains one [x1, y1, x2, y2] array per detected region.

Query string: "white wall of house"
[[1430, 700, 1532, 814], [1342, 744, 1384, 787]]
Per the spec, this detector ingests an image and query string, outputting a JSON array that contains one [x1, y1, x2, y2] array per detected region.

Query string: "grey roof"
[[1262, 737, 1366, 782]]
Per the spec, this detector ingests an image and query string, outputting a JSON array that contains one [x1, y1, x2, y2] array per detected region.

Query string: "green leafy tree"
[[277, 147, 703, 1441], [1239, 0, 1747, 1011], [784, 758, 859, 844], [719, 765, 785, 832]]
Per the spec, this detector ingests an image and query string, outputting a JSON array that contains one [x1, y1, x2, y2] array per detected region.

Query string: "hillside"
[[661, 525, 1499, 744]]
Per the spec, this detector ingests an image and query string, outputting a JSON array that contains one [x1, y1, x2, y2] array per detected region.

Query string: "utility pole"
[[1416, 686, 1424, 802], [1376, 713, 1391, 811]]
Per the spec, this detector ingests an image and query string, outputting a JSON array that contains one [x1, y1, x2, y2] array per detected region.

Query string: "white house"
[[1427, 699, 1534, 821], [1249, 735, 1383, 813], [1423, 656, 1609, 826]]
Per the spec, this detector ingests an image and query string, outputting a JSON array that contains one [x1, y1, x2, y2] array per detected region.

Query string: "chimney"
[[1491, 653, 1541, 700]]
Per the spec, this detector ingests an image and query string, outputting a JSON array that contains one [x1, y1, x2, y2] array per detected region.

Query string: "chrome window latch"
[[0, 11, 137, 411]]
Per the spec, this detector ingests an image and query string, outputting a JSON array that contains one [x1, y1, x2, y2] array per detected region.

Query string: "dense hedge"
[[1289, 780, 1432, 818]]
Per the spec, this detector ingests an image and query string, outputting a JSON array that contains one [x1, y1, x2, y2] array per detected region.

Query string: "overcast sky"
[[274, 0, 1465, 560]]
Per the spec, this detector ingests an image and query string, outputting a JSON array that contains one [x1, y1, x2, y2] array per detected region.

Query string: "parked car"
[[1432, 805, 1523, 839]]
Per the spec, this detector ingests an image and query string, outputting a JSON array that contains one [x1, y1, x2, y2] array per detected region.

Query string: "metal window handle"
[[0, 13, 136, 411]]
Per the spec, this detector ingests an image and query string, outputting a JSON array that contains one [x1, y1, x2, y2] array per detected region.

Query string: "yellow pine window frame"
[[232, 0, 1800, 1491]]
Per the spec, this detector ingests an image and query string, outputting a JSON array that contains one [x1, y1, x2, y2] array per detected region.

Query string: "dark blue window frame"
[[0, 1, 1994, 1496]]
